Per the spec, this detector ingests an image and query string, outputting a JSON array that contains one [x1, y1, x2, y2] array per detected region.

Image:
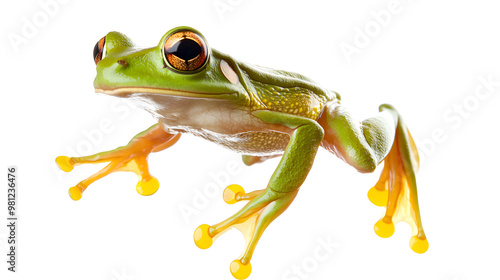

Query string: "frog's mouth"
[[95, 87, 233, 98], [95, 87, 231, 98]]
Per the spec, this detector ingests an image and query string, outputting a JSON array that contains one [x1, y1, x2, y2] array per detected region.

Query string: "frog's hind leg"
[[318, 103, 428, 253], [55, 124, 180, 200]]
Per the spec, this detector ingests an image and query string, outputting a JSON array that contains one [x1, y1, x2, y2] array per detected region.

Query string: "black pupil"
[[167, 38, 201, 61], [93, 40, 100, 60]]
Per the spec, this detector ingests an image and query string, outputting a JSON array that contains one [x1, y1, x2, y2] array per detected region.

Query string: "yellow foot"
[[56, 125, 180, 200], [57, 153, 156, 200], [369, 126, 428, 253], [230, 260, 252, 280], [194, 186, 297, 279]]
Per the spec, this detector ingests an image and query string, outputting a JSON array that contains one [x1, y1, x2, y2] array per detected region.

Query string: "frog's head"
[[93, 26, 249, 105]]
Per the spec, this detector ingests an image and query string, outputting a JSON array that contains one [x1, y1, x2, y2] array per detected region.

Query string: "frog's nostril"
[[117, 60, 129, 67]]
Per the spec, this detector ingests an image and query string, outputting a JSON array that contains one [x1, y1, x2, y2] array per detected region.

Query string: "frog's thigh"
[[318, 104, 398, 173]]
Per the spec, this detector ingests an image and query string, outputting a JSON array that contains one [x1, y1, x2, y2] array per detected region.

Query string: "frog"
[[56, 26, 428, 279]]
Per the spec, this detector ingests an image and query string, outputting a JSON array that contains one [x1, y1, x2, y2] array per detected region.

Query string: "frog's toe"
[[56, 156, 75, 172], [136, 176, 160, 196], [223, 184, 245, 204], [193, 224, 213, 249], [374, 217, 395, 238], [368, 161, 390, 207], [68, 184, 84, 201], [223, 184, 265, 205], [410, 235, 429, 254], [230, 259, 252, 280]]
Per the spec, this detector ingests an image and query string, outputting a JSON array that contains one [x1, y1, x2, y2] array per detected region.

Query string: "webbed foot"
[[368, 124, 428, 253], [194, 184, 297, 279], [56, 124, 180, 200]]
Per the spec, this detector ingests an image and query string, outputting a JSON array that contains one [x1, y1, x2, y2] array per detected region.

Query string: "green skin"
[[63, 26, 425, 276]]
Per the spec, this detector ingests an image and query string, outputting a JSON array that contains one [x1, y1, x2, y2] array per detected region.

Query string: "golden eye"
[[93, 36, 106, 65], [163, 30, 208, 72]]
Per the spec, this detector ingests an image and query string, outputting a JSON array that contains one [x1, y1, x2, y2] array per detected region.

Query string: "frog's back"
[[237, 62, 340, 121], [249, 79, 335, 120]]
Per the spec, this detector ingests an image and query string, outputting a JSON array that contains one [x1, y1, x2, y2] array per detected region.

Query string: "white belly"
[[125, 92, 290, 155]]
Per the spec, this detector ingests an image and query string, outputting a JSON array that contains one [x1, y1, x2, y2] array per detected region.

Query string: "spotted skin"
[[250, 80, 327, 119]]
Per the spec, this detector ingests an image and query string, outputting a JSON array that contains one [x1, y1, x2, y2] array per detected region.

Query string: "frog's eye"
[[93, 36, 106, 65], [163, 30, 208, 72]]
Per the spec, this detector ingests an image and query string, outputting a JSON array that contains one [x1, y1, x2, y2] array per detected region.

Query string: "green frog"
[[56, 26, 428, 279]]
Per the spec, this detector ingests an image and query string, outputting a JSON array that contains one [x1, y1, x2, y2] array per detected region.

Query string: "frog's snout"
[[117, 59, 129, 67]]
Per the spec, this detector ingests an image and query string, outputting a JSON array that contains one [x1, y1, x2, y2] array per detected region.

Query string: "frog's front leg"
[[194, 110, 324, 279], [318, 103, 428, 253], [55, 123, 180, 200]]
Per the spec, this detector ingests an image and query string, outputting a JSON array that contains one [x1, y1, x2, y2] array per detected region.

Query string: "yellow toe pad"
[[223, 184, 244, 204], [374, 219, 395, 238], [194, 224, 213, 249], [136, 177, 160, 196], [56, 156, 74, 172], [410, 235, 429, 254], [230, 260, 252, 279], [367, 187, 388, 207], [68, 186, 82, 201]]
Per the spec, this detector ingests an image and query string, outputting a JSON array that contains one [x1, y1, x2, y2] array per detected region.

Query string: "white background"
[[1, 0, 500, 279]]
